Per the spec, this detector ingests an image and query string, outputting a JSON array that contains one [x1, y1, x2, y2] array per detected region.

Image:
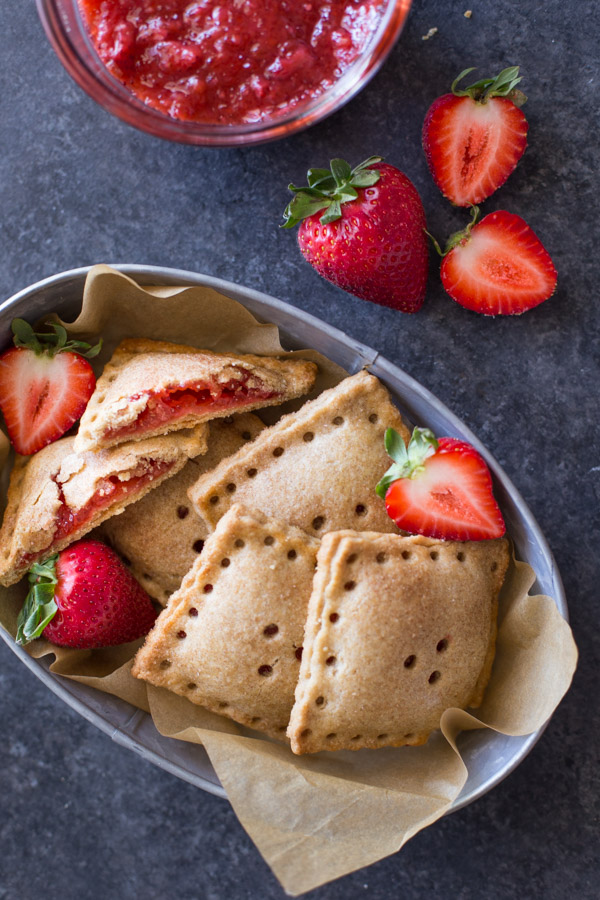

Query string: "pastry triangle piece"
[[74, 339, 317, 452], [0, 426, 207, 587], [189, 370, 411, 538], [102, 414, 266, 605], [132, 505, 319, 740], [288, 531, 509, 755]]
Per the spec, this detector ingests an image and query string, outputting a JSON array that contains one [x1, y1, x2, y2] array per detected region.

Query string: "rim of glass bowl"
[[36, 0, 412, 147]]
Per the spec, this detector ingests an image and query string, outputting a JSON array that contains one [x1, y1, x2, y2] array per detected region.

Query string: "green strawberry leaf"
[[16, 555, 59, 645], [282, 156, 383, 228], [376, 427, 439, 499], [11, 318, 102, 359], [451, 66, 526, 104]]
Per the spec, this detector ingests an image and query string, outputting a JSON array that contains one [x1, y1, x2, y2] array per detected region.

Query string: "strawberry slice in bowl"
[[376, 426, 506, 541], [0, 318, 101, 455]]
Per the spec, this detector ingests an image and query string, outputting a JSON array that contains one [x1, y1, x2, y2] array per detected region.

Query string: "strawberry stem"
[[11, 318, 102, 359], [451, 66, 527, 106], [282, 156, 383, 228], [426, 206, 480, 258], [376, 427, 438, 498], [16, 555, 59, 645]]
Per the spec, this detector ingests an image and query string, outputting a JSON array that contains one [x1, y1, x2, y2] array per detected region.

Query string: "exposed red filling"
[[18, 460, 174, 571], [106, 374, 279, 442]]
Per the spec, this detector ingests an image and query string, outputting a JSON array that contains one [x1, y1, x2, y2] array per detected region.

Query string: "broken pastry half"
[[132, 505, 319, 740], [189, 370, 411, 538], [74, 338, 317, 452], [288, 531, 510, 755], [0, 426, 207, 587], [101, 413, 265, 605]]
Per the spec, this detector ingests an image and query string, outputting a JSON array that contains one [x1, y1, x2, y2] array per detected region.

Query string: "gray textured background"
[[0, 1, 598, 898]]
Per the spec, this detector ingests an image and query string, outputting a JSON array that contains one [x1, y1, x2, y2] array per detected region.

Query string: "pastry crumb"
[[422, 27, 438, 41], [464, 9, 473, 18]]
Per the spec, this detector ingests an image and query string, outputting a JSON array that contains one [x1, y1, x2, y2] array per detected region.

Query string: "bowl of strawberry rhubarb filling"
[[36, 0, 412, 145]]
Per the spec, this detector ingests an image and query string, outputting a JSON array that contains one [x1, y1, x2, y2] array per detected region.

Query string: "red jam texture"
[[106, 376, 279, 441], [77, 0, 385, 124]]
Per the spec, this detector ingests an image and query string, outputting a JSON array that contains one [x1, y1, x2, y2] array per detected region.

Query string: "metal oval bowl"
[[0, 265, 567, 808]]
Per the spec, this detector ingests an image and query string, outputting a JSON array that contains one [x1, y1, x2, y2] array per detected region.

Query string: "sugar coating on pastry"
[[0, 426, 207, 587], [189, 370, 410, 538], [74, 338, 317, 452], [101, 414, 265, 604], [287, 531, 510, 755], [132, 505, 320, 740]]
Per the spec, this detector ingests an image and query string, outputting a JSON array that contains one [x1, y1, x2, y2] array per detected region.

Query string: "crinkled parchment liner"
[[0, 266, 578, 896]]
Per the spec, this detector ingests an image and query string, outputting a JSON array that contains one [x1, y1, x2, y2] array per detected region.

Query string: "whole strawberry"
[[423, 66, 528, 207], [283, 156, 428, 313], [16, 539, 157, 649], [0, 319, 101, 455], [376, 427, 505, 541]]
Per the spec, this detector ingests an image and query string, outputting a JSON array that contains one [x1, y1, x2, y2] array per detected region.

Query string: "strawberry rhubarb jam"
[[76, 0, 386, 124], [106, 376, 279, 441]]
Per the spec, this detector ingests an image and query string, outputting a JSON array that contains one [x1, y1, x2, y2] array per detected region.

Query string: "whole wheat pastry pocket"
[[288, 531, 510, 755], [101, 413, 266, 604], [189, 370, 411, 538], [75, 338, 317, 452], [132, 505, 320, 740]]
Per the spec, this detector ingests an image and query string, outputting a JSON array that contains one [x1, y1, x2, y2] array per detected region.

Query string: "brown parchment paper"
[[0, 266, 578, 896]]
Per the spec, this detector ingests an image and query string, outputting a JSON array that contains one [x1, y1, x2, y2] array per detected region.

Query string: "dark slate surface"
[[0, 1, 598, 898]]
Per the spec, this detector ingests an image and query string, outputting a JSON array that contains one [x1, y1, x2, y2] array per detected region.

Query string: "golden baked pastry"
[[287, 531, 509, 754], [188, 370, 410, 538], [74, 339, 317, 452], [132, 505, 319, 740], [0, 426, 207, 587], [102, 414, 265, 604]]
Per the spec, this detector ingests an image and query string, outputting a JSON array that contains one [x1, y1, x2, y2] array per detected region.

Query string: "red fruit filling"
[[105, 372, 279, 442], [17, 460, 174, 570]]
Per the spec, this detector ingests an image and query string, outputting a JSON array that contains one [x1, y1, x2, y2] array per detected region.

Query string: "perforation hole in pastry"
[[326, 732, 336, 740], [234, 538, 245, 548], [436, 638, 448, 653], [97, 395, 105, 404], [295, 647, 303, 661], [428, 670, 441, 684], [404, 732, 414, 740], [350, 734, 361, 741], [192, 540, 204, 553], [258, 664, 273, 676], [220, 557, 230, 568], [263, 535, 275, 546], [332, 416, 344, 426], [177, 505, 189, 519], [457, 551, 466, 562], [430, 550, 439, 560], [142, 572, 153, 581], [263, 624, 278, 637], [315, 696, 325, 706], [329, 612, 339, 623], [303, 431, 314, 442], [247, 468, 258, 478], [300, 728, 312, 739], [346, 553, 357, 564], [376, 552, 386, 563], [177, 630, 187, 639], [491, 561, 498, 571], [241, 431, 252, 440], [344, 580, 356, 591], [187, 682, 197, 690], [404, 654, 416, 668], [369, 413, 378, 423], [312, 516, 325, 531], [159, 659, 171, 669], [287, 548, 297, 560], [377, 733, 388, 741], [203, 584, 213, 594], [355, 504, 367, 516], [402, 550, 411, 560], [273, 446, 284, 457], [209, 495, 219, 505], [251, 716, 261, 724], [218, 701, 229, 709], [188, 607, 198, 617], [325, 655, 336, 666], [226, 483, 236, 494]]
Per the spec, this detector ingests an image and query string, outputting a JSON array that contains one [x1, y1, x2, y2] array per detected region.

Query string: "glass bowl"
[[36, 0, 412, 147]]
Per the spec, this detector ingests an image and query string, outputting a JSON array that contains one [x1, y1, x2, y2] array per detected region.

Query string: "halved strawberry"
[[0, 319, 101, 455], [423, 66, 528, 207], [376, 427, 505, 541], [437, 208, 557, 315]]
